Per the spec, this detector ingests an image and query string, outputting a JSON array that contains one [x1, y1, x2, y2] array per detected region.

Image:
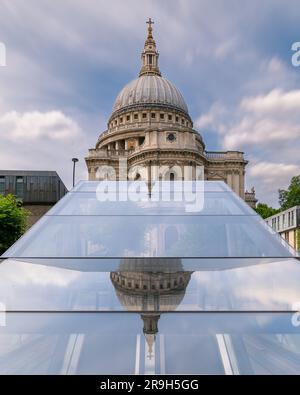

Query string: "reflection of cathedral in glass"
[[111, 258, 192, 365]]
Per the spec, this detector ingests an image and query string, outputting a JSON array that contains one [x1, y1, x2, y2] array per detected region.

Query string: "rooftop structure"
[[0, 181, 299, 374]]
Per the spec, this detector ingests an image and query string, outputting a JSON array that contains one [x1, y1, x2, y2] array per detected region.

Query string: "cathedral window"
[[176, 116, 179, 122], [134, 114, 138, 120], [151, 112, 156, 119], [181, 118, 184, 125], [142, 113, 147, 119], [138, 136, 145, 146], [160, 113, 164, 120], [168, 114, 172, 121], [120, 117, 123, 123], [126, 115, 130, 121], [167, 133, 176, 142]]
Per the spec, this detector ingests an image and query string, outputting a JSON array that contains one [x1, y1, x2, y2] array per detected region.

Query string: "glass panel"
[[0, 257, 300, 312], [4, 257, 290, 272], [3, 215, 293, 258], [71, 180, 232, 193], [0, 312, 299, 375], [47, 191, 256, 216]]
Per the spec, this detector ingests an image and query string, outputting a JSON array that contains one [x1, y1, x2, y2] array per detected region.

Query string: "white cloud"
[[195, 102, 227, 132], [224, 117, 300, 149], [241, 89, 300, 114], [0, 110, 89, 189], [214, 37, 238, 59], [223, 89, 300, 149], [249, 162, 300, 185], [196, 89, 300, 205], [0, 110, 80, 141]]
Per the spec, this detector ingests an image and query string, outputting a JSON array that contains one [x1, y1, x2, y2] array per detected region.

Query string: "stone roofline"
[[86, 147, 247, 164]]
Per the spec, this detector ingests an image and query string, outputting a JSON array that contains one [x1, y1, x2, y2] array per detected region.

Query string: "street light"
[[72, 158, 79, 187]]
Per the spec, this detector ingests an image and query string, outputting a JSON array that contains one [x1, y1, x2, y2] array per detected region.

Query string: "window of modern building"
[[0, 176, 5, 195], [15, 176, 24, 198]]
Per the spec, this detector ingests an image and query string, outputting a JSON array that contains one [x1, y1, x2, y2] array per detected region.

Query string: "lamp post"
[[72, 158, 79, 187]]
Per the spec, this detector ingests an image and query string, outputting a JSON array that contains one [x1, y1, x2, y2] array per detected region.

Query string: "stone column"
[[239, 170, 245, 199], [233, 171, 240, 195], [227, 171, 233, 190]]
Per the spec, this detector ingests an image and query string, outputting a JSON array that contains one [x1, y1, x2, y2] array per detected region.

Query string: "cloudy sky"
[[0, 0, 299, 206]]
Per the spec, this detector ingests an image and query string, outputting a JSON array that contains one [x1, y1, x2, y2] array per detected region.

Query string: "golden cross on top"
[[146, 18, 154, 29]]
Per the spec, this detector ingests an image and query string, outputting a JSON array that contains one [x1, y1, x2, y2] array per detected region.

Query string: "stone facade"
[[86, 19, 254, 204]]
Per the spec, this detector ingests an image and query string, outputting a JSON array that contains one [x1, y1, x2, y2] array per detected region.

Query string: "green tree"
[[0, 194, 29, 255], [279, 175, 300, 210], [255, 203, 280, 219]]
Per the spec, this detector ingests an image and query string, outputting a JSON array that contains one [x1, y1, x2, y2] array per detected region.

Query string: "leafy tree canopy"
[[0, 194, 29, 255], [255, 203, 280, 219], [279, 175, 300, 210]]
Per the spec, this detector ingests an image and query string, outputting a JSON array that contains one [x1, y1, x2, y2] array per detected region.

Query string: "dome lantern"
[[139, 18, 161, 77]]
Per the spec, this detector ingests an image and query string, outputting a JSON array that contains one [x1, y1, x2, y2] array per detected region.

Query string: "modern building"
[[86, 19, 256, 207], [265, 206, 300, 251], [0, 170, 67, 227]]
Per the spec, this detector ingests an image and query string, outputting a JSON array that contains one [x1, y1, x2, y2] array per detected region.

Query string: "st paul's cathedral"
[[85, 19, 257, 208]]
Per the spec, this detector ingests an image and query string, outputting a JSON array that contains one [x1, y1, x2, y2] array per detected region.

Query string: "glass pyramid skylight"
[[0, 181, 299, 375]]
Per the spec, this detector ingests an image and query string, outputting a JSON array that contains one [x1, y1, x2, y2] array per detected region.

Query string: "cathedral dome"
[[112, 18, 189, 117], [112, 75, 189, 115]]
